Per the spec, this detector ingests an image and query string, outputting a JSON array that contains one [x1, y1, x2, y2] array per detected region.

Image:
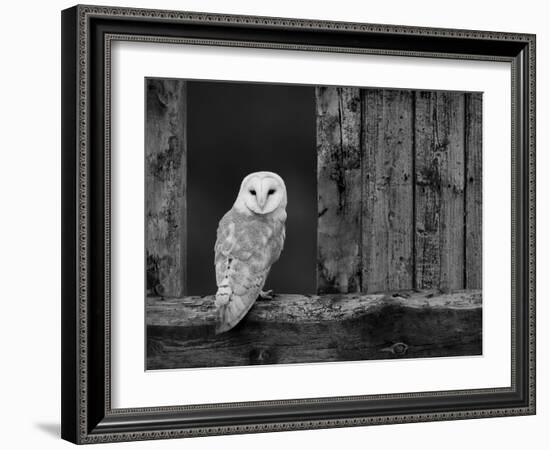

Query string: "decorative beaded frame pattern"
[[65, 4, 536, 444]]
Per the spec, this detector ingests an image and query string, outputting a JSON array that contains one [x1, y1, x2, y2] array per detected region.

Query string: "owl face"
[[234, 171, 287, 215]]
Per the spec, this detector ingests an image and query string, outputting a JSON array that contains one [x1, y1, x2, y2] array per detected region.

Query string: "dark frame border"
[[61, 4, 536, 444]]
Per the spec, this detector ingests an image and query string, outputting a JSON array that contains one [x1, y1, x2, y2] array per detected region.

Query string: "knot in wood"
[[384, 342, 409, 355], [249, 348, 275, 365]]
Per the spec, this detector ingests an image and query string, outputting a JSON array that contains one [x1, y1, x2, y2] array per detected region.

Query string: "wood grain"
[[414, 91, 465, 290], [316, 87, 362, 293], [362, 89, 414, 292], [145, 79, 187, 297], [146, 290, 482, 369], [465, 93, 483, 289]]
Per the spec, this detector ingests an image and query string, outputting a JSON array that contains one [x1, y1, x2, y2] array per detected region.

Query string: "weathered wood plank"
[[146, 290, 482, 369], [145, 79, 187, 297], [147, 290, 481, 325], [414, 91, 465, 290], [465, 93, 483, 289], [316, 87, 362, 294], [362, 89, 414, 292]]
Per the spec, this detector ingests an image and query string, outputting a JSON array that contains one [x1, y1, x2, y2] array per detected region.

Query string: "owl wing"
[[269, 222, 285, 265], [214, 211, 280, 334]]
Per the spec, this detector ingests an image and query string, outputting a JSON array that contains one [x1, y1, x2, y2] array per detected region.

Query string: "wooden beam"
[[146, 289, 481, 369], [145, 79, 187, 297]]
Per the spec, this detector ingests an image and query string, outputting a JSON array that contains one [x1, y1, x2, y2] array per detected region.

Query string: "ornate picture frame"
[[61, 4, 536, 444]]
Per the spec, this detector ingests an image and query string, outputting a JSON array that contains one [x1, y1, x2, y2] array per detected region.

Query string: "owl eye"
[[249, 189, 256, 195], [267, 189, 276, 195]]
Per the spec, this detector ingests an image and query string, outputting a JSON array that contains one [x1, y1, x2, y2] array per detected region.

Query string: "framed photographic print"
[[61, 4, 536, 444]]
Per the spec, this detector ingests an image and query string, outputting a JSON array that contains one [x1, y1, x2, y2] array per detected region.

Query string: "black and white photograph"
[[145, 78, 483, 370]]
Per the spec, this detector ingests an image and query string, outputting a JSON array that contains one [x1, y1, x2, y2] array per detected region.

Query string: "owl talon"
[[259, 289, 274, 300]]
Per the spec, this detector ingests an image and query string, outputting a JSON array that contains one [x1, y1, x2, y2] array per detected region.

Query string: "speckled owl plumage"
[[214, 172, 287, 333]]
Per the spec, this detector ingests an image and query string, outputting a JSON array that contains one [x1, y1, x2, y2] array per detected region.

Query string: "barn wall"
[[316, 87, 482, 294], [144, 83, 482, 297]]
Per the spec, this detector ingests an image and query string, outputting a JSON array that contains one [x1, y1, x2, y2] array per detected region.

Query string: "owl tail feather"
[[215, 288, 257, 334], [214, 256, 265, 334]]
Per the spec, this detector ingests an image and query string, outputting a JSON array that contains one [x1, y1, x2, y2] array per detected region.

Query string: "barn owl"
[[214, 171, 287, 334]]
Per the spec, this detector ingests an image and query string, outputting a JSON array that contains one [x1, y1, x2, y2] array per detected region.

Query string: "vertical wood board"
[[464, 93, 483, 289], [316, 86, 362, 293], [145, 79, 187, 297], [414, 91, 465, 290], [362, 89, 414, 292]]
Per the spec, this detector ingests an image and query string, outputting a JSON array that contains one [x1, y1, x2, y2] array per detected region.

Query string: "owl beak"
[[257, 192, 267, 209]]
